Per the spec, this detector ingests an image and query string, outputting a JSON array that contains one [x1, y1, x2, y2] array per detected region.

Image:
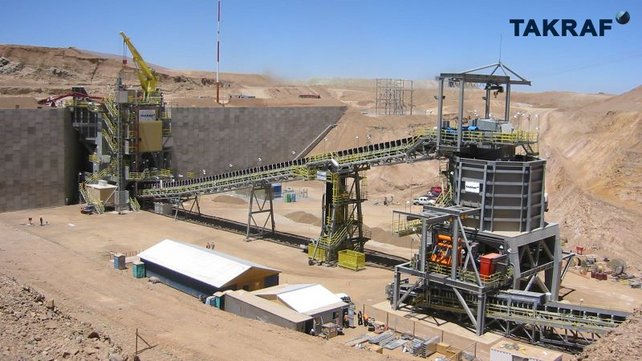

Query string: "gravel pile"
[[576, 308, 642, 361], [0, 274, 128, 361]]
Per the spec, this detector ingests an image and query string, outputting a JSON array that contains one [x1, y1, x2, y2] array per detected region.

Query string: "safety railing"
[[318, 220, 354, 250], [439, 130, 537, 146], [129, 168, 173, 181], [79, 183, 105, 214], [129, 197, 141, 212], [101, 129, 118, 152], [486, 303, 624, 332], [435, 187, 452, 207], [103, 112, 117, 136], [88, 153, 100, 164], [392, 218, 422, 236], [139, 132, 433, 199], [428, 263, 511, 288]]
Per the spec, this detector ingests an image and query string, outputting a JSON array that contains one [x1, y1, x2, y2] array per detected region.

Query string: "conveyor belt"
[[486, 298, 628, 334], [409, 285, 628, 348], [140, 133, 436, 200], [138, 128, 537, 200]]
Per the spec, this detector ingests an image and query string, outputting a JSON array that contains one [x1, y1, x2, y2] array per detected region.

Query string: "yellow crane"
[[119, 31, 158, 99]]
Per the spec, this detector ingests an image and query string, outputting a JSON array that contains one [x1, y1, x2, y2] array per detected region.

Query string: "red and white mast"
[[216, 0, 221, 103]]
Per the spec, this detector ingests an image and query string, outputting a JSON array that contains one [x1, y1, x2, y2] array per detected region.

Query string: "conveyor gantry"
[[393, 284, 628, 349], [139, 133, 437, 200], [138, 128, 536, 200], [487, 299, 628, 347]]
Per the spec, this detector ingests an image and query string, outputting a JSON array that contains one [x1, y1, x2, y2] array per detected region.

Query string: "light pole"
[[410, 230, 417, 263], [355, 135, 359, 148]]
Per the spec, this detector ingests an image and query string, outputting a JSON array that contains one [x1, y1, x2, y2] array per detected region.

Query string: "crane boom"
[[119, 31, 158, 98]]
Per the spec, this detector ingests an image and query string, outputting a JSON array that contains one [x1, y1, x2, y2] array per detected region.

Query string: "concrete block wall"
[[0, 108, 78, 213], [0, 105, 345, 212], [171, 106, 345, 175]]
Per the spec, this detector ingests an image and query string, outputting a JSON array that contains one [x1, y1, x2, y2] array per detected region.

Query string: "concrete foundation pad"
[[371, 301, 503, 346]]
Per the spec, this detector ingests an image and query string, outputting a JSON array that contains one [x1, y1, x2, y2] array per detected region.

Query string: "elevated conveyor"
[[487, 298, 628, 347], [139, 133, 437, 199], [393, 284, 628, 349], [138, 128, 536, 200]]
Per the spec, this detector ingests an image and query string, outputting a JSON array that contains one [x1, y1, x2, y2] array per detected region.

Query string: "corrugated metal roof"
[[226, 290, 312, 324], [138, 239, 279, 288], [275, 284, 344, 314], [252, 283, 312, 297], [305, 301, 348, 316]]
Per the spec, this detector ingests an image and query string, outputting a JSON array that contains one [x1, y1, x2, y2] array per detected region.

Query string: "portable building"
[[253, 284, 348, 330], [138, 239, 280, 300], [223, 290, 313, 333]]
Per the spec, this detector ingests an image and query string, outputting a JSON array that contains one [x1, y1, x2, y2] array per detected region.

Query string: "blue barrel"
[[272, 183, 282, 198]]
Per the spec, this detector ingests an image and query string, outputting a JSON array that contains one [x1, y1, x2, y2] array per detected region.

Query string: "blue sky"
[[1, 1, 639, 93]]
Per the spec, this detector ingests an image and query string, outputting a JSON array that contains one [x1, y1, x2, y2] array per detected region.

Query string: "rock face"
[[576, 308, 642, 361], [0, 275, 126, 360]]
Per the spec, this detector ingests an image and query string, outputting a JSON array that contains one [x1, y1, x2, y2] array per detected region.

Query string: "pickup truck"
[[412, 196, 435, 206]]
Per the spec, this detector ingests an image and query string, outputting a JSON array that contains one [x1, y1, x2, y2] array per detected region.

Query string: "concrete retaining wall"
[[170, 106, 345, 175], [0, 105, 345, 212], [0, 108, 79, 213]]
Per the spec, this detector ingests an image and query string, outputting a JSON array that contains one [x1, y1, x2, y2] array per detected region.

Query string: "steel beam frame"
[[375, 78, 414, 115], [246, 184, 275, 240]]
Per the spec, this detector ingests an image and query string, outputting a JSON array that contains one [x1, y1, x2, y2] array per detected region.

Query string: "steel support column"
[[246, 184, 275, 240], [457, 77, 465, 152], [436, 77, 444, 153], [476, 294, 487, 336]]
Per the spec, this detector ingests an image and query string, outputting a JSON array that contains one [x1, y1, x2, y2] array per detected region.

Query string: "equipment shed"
[[224, 290, 314, 333], [253, 284, 347, 330], [138, 239, 280, 300]]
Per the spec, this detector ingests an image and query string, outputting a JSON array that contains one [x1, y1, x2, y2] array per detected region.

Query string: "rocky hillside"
[[0, 274, 127, 360]]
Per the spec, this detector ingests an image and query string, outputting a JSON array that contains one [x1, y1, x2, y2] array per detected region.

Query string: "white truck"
[[412, 196, 435, 206]]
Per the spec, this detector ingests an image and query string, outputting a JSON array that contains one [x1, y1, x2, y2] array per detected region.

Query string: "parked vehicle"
[[335, 292, 352, 304], [80, 204, 96, 215], [412, 196, 435, 206]]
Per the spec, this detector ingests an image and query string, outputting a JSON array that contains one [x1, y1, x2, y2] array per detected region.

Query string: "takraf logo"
[[510, 11, 630, 36]]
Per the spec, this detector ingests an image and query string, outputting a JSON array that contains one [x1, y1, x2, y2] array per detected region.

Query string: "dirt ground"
[[1, 194, 640, 360], [0, 207, 402, 361]]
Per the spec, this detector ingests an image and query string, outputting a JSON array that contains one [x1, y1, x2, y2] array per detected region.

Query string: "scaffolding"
[[375, 79, 414, 115]]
